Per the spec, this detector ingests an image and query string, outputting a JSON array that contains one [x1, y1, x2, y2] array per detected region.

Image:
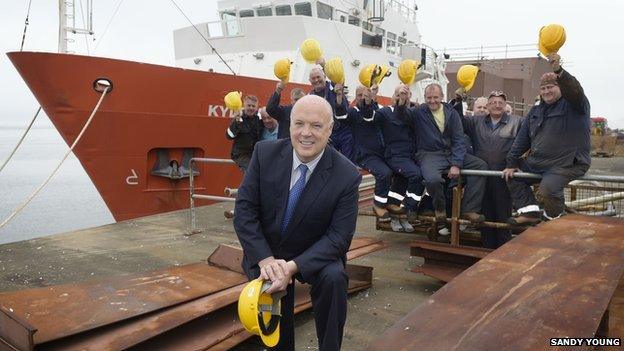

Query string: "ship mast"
[[58, 0, 94, 53]]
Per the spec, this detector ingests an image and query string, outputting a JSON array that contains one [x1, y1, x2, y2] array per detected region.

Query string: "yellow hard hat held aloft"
[[398, 59, 419, 85], [359, 64, 393, 88], [238, 279, 286, 347], [456, 65, 479, 92], [359, 64, 377, 88], [324, 57, 345, 84], [224, 91, 243, 111], [300, 38, 323, 63], [538, 24, 566, 56], [374, 65, 391, 86], [274, 58, 292, 82]]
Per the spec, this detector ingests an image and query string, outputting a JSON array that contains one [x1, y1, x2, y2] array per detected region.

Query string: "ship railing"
[[188, 157, 237, 234], [367, 169, 624, 249]]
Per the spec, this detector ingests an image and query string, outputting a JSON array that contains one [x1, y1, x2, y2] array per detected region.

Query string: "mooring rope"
[[0, 87, 110, 231], [0, 106, 41, 173], [19, 0, 34, 51]]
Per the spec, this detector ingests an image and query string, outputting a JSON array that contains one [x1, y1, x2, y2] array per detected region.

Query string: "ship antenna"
[[169, 0, 237, 75], [19, 0, 34, 51]]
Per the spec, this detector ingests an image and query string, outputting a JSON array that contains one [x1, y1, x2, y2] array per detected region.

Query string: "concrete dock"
[[0, 202, 442, 350]]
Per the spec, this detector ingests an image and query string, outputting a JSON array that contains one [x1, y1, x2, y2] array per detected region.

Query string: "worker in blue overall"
[[266, 81, 306, 139], [503, 53, 591, 225], [308, 65, 353, 161], [412, 83, 487, 224], [365, 84, 424, 221], [343, 84, 412, 231]]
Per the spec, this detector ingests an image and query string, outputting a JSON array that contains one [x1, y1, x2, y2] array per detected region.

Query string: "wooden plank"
[[367, 215, 624, 351]]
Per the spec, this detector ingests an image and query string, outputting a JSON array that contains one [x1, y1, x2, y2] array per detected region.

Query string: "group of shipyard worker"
[[225, 52, 590, 351], [226, 52, 590, 250]]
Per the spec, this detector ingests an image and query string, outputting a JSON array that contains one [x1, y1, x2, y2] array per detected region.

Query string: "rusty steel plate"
[[0, 263, 247, 348], [367, 215, 624, 351]]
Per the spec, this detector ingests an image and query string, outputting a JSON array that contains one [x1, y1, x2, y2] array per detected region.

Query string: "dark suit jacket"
[[234, 139, 361, 282]]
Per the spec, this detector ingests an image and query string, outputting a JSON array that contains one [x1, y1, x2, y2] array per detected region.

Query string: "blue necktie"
[[281, 164, 309, 234]]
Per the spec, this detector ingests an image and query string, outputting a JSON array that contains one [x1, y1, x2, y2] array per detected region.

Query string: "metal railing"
[[188, 157, 237, 234], [380, 169, 624, 247]]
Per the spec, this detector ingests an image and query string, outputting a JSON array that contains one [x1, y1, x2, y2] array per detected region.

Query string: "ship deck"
[[0, 203, 443, 350]]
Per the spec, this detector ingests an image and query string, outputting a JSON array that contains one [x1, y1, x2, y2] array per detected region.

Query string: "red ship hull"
[[8, 52, 314, 221]]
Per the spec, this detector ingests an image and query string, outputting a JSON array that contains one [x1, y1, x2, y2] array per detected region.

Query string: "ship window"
[[375, 27, 385, 37], [276, 5, 292, 16], [294, 2, 312, 16], [386, 31, 397, 54], [362, 32, 383, 48], [239, 9, 254, 17], [340, 15, 346, 22], [362, 21, 373, 31], [317, 2, 333, 20], [398, 36, 407, 44], [348, 15, 360, 26], [221, 11, 236, 21], [256, 7, 272, 16]]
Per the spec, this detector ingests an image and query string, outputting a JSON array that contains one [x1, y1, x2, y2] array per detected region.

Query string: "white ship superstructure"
[[174, 0, 448, 101]]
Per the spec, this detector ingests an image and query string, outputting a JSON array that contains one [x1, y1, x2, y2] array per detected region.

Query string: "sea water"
[[0, 119, 114, 244]]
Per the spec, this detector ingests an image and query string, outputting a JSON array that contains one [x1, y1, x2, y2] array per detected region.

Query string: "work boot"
[[387, 204, 406, 215], [434, 210, 447, 223], [373, 205, 390, 222], [507, 211, 542, 226], [400, 219, 414, 233], [407, 210, 418, 222], [224, 210, 235, 219], [390, 218, 404, 232], [460, 212, 485, 223]]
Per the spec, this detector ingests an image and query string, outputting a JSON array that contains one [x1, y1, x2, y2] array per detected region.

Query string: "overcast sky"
[[1, 1, 623, 127]]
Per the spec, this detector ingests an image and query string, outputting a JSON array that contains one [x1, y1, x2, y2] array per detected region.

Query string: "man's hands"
[[502, 167, 517, 181], [232, 110, 242, 123], [276, 80, 286, 94], [397, 85, 411, 107], [334, 83, 344, 104], [547, 53, 562, 73], [447, 165, 460, 179], [258, 256, 299, 294], [362, 87, 373, 105], [315, 57, 326, 68]]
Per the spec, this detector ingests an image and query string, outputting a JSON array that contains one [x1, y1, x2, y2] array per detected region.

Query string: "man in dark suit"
[[234, 94, 361, 351]]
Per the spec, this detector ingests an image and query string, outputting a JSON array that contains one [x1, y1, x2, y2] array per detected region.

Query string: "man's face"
[[473, 99, 488, 116], [309, 69, 326, 92], [540, 84, 562, 104], [355, 86, 365, 105], [487, 97, 506, 117], [290, 98, 333, 163], [425, 86, 443, 111], [243, 99, 258, 116], [261, 111, 277, 129], [291, 91, 304, 104]]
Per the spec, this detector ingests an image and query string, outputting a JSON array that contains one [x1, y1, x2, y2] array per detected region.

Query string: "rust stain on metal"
[[0, 263, 247, 345], [1, 238, 384, 350], [367, 215, 624, 351]]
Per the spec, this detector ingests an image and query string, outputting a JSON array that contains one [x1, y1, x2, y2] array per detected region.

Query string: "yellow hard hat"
[[324, 57, 345, 84], [359, 64, 377, 88], [374, 65, 392, 86], [300, 38, 323, 63], [224, 91, 243, 111], [538, 24, 566, 56], [398, 59, 419, 85], [456, 65, 479, 92], [238, 279, 285, 347], [359, 64, 393, 88], [274, 58, 292, 82]]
